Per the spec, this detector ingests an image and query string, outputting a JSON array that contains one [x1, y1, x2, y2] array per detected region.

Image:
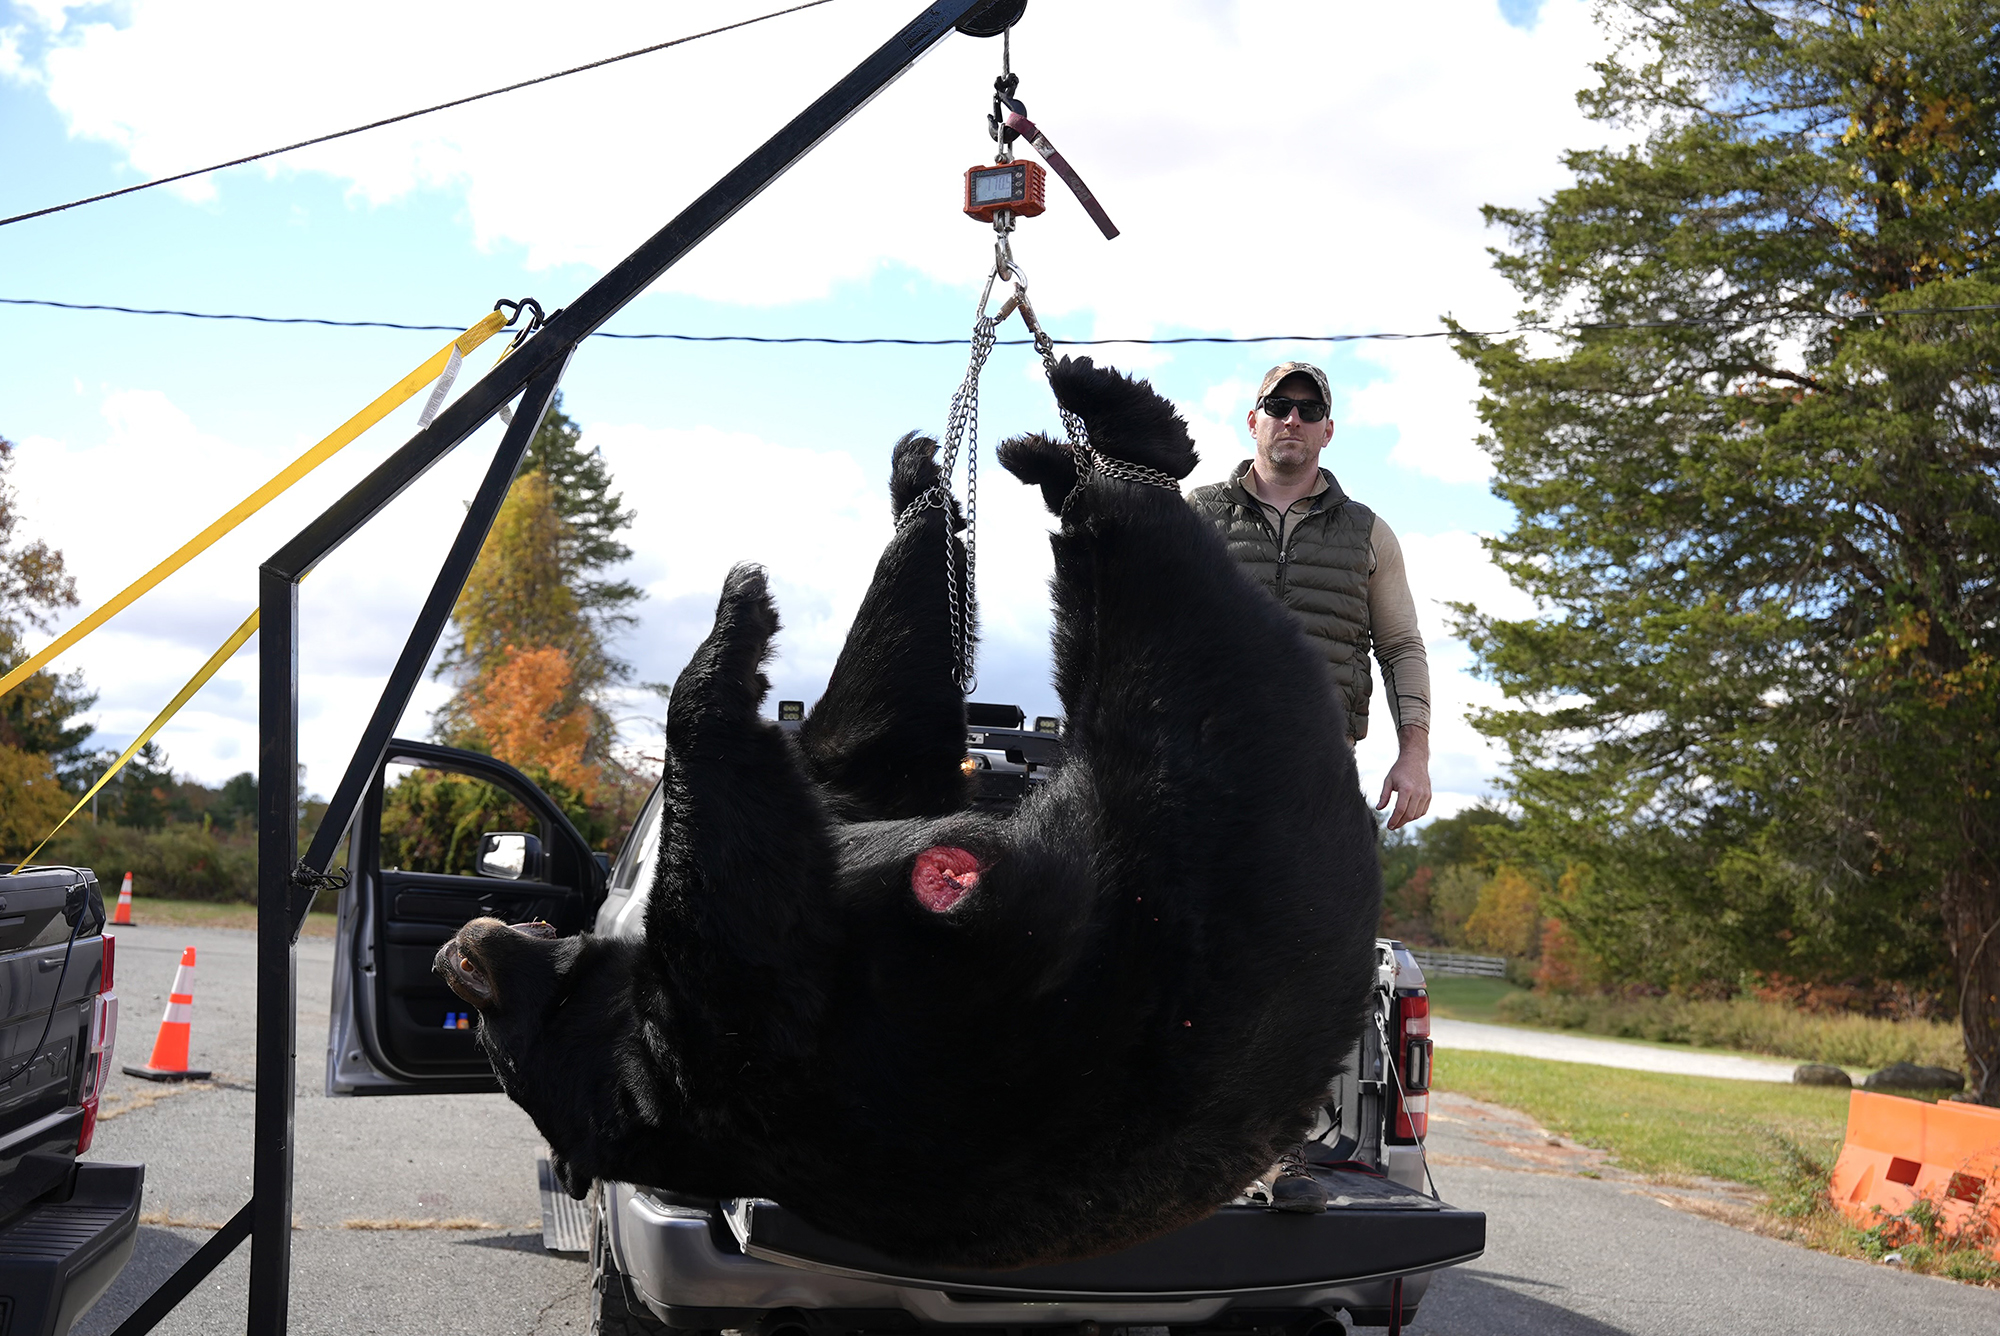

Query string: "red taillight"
[[1390, 992, 1431, 1142], [100, 933, 115, 992], [78, 939, 120, 1154]]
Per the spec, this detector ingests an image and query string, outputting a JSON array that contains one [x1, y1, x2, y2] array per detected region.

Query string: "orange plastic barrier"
[[1830, 1089, 2000, 1253]]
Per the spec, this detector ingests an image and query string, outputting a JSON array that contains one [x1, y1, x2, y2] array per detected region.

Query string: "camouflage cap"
[[1254, 361, 1332, 407]]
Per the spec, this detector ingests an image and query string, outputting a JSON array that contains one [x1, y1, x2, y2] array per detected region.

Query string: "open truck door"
[[327, 739, 606, 1095]]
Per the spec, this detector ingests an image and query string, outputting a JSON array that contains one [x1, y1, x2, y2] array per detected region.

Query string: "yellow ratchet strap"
[[8, 608, 260, 873], [0, 309, 509, 702]]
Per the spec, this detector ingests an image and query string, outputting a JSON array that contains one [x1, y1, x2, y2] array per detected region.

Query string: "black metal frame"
[[104, 4, 997, 1331]]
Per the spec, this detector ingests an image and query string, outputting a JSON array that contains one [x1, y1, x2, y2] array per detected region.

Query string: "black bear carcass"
[[436, 359, 1383, 1269]]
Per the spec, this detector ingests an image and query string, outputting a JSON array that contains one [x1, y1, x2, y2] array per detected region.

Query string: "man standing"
[[1188, 362, 1432, 830]]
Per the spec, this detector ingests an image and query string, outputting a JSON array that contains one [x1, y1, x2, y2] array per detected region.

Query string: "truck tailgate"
[[725, 1168, 1484, 1298]]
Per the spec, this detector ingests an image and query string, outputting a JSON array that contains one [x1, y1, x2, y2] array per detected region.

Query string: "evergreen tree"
[[117, 741, 175, 830], [440, 470, 607, 699], [1457, 1, 2000, 1098], [211, 771, 258, 831], [516, 394, 642, 670]]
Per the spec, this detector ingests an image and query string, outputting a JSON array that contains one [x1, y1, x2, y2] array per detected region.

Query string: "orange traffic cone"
[[111, 872, 134, 926], [122, 946, 212, 1082]]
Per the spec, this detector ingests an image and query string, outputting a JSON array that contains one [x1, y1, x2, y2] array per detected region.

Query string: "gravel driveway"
[[1432, 1017, 1810, 1082]]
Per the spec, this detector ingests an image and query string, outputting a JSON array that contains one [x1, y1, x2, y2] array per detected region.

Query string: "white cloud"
[[16, 0, 1610, 353], [1345, 342, 1494, 484]]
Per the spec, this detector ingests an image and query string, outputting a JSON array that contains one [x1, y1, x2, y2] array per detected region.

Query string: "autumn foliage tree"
[[0, 435, 95, 857]]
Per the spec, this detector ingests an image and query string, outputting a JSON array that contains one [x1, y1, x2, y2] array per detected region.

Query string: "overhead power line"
[[5, 295, 1999, 348], [0, 297, 1472, 345], [0, 0, 842, 230]]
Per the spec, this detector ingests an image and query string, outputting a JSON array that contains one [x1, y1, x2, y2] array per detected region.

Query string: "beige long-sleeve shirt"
[[1239, 470, 1432, 734]]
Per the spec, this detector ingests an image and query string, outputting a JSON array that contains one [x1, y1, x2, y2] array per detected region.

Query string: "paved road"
[[74, 922, 587, 1335], [71, 923, 1998, 1334], [1416, 1092, 1998, 1334], [1433, 1017, 1809, 1082]]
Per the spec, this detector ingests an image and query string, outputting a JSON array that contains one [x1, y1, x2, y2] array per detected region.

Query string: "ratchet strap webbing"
[[1000, 99, 1119, 240], [7, 608, 260, 873], [0, 309, 510, 702]]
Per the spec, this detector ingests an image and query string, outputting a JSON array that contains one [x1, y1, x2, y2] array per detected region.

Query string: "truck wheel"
[[591, 1184, 670, 1336]]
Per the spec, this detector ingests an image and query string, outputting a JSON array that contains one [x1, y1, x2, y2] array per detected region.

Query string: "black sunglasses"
[[1259, 396, 1329, 424]]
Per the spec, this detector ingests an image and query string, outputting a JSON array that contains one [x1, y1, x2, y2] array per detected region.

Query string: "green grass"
[[1423, 975, 1524, 1023], [1434, 1050, 1999, 1286], [109, 897, 339, 938], [1435, 1048, 1854, 1193]]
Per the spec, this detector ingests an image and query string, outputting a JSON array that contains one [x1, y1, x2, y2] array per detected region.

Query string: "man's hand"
[[1375, 725, 1432, 831]]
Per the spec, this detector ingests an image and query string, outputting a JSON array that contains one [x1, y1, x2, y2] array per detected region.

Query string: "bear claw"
[[717, 564, 780, 642], [890, 432, 943, 516]]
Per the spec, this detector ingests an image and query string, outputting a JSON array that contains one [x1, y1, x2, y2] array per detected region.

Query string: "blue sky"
[[0, 0, 1608, 814]]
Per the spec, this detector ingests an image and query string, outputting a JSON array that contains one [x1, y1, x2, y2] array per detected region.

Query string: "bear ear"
[[997, 432, 1078, 515]]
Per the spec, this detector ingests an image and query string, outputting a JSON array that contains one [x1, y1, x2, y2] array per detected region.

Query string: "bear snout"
[[434, 917, 557, 1009]]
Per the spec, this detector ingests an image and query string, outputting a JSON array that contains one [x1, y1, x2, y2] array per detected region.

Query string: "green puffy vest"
[[1186, 465, 1377, 738]]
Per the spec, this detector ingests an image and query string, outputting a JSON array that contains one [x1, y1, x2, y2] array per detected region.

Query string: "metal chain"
[[897, 266, 1000, 695], [896, 184, 1180, 692], [1012, 289, 1184, 497]]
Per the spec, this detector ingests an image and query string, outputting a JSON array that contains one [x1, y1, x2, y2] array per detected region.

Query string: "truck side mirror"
[[477, 832, 542, 881]]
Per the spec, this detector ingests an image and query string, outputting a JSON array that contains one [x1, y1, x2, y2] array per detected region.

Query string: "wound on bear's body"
[[912, 846, 981, 912]]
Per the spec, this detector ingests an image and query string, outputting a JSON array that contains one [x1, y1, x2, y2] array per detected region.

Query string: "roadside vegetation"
[[1492, 992, 1963, 1071], [1369, 0, 2000, 1103], [1437, 1051, 1998, 1286], [1389, 815, 1965, 1073]]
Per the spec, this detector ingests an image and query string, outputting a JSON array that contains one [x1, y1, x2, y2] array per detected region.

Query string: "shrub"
[[45, 821, 256, 903], [1494, 990, 1963, 1070]]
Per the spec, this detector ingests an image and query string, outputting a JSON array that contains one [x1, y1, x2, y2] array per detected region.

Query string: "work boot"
[[1269, 1151, 1328, 1214]]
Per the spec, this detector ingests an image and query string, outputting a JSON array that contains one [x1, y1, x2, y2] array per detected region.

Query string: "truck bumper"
[[607, 1180, 1480, 1330], [0, 1161, 145, 1336]]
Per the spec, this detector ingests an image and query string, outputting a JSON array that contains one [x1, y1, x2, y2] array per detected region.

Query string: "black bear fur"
[[437, 359, 1383, 1269]]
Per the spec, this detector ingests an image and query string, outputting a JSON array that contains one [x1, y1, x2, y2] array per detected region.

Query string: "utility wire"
[[0, 0, 841, 230], [5, 295, 1998, 346]]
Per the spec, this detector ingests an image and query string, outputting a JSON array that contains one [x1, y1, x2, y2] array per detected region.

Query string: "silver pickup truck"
[[326, 711, 1483, 1335]]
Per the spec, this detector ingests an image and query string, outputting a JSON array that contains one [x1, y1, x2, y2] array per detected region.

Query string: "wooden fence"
[[1407, 949, 1508, 979]]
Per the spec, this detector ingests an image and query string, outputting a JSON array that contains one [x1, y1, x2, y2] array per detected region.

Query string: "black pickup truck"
[[324, 707, 1484, 1334], [0, 864, 140, 1336]]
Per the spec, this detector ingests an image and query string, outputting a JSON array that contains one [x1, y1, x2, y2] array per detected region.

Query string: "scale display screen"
[[962, 160, 1046, 222], [971, 166, 1023, 205]]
